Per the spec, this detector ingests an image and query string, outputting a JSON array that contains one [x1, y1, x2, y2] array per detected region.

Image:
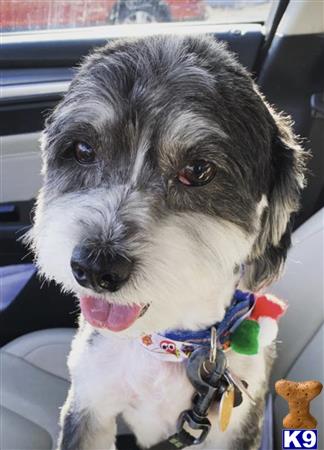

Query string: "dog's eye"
[[177, 160, 216, 186], [73, 142, 96, 165]]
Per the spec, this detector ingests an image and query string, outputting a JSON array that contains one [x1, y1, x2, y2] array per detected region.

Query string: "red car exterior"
[[1, 0, 206, 32], [167, 0, 206, 21]]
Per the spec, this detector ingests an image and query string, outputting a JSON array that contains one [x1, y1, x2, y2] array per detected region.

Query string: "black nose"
[[70, 246, 133, 293]]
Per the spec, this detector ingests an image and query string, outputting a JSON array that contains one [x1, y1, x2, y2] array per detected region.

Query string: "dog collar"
[[140, 289, 286, 362]]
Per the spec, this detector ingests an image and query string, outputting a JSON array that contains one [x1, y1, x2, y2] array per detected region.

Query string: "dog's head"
[[27, 35, 306, 336]]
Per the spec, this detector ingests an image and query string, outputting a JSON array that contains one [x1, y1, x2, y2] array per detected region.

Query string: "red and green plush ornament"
[[231, 294, 287, 355]]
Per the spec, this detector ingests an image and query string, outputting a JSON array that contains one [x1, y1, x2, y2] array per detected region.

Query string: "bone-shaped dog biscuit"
[[275, 379, 323, 429]]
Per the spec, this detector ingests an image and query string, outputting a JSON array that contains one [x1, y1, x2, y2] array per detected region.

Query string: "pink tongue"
[[80, 296, 142, 332]]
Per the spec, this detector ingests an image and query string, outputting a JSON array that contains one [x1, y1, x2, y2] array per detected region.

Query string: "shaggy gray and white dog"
[[27, 35, 306, 450]]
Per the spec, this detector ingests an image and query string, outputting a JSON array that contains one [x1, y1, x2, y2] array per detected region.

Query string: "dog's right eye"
[[177, 160, 216, 187], [73, 142, 97, 165]]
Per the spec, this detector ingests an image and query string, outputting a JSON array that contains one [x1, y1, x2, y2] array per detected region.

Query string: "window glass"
[[2, 0, 273, 33]]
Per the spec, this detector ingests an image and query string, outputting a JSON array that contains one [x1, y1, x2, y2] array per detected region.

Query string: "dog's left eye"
[[73, 141, 97, 165], [177, 160, 216, 187]]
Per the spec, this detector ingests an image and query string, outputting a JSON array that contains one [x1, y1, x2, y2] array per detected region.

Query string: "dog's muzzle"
[[70, 245, 149, 332]]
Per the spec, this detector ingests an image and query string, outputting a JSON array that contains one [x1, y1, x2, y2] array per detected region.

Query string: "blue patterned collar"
[[161, 289, 255, 349], [140, 289, 285, 360]]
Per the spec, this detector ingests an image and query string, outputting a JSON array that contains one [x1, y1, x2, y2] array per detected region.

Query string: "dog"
[[26, 35, 306, 450]]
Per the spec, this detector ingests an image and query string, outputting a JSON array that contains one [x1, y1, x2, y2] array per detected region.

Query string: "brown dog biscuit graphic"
[[275, 379, 323, 429]]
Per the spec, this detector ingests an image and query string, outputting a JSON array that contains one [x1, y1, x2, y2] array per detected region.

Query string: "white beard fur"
[[28, 188, 261, 335]]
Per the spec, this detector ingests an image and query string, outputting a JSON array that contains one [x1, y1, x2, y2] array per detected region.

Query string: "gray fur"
[[229, 393, 266, 450], [57, 393, 90, 450], [58, 383, 116, 450]]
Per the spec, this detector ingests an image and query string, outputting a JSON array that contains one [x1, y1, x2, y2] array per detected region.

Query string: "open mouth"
[[79, 296, 149, 332]]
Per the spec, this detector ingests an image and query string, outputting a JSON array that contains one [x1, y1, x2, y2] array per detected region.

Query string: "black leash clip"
[[176, 331, 227, 446], [148, 330, 229, 450], [177, 409, 211, 446]]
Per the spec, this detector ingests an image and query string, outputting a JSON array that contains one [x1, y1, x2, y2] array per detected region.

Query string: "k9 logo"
[[282, 430, 318, 449]]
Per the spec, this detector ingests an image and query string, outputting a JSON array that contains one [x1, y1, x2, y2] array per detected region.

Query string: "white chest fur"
[[68, 323, 268, 450]]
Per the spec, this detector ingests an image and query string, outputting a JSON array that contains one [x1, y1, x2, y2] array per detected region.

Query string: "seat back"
[[270, 208, 324, 448]]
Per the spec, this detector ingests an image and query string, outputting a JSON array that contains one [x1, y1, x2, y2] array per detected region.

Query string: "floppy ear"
[[243, 107, 307, 291]]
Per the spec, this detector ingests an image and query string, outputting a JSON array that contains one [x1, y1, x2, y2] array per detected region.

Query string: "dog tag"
[[219, 385, 234, 432]]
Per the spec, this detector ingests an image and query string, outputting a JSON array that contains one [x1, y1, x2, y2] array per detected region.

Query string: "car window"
[[2, 0, 274, 33]]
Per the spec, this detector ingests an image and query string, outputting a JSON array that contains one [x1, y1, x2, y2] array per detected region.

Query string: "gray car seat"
[[270, 207, 324, 449]]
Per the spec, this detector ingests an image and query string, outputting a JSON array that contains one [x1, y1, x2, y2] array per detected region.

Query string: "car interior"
[[1, 0, 323, 449]]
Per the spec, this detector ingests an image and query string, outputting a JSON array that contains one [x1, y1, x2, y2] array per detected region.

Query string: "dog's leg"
[[57, 388, 116, 450]]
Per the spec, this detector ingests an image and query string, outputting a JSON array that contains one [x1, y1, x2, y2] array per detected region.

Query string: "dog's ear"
[[243, 105, 307, 291]]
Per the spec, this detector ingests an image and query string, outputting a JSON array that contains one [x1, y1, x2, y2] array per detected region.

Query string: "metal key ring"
[[209, 326, 217, 364]]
